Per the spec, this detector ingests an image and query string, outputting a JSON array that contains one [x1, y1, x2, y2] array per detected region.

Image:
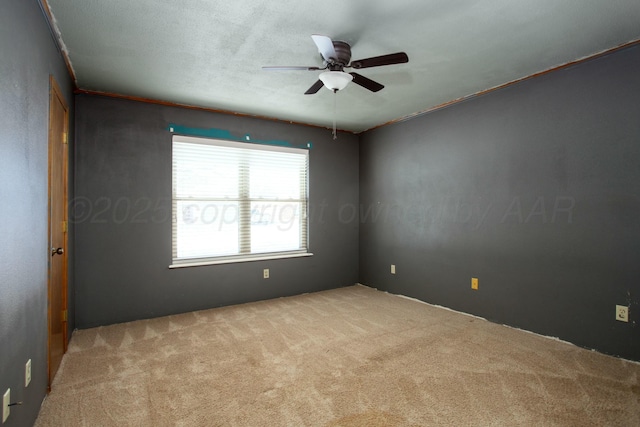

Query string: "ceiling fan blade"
[[350, 72, 384, 92], [304, 79, 325, 95], [349, 52, 408, 69], [262, 66, 321, 71], [311, 34, 337, 62]]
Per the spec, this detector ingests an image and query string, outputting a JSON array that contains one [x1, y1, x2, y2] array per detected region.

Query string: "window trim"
[[169, 251, 313, 269], [171, 134, 311, 267]]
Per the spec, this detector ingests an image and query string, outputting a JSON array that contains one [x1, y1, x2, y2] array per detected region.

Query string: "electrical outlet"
[[25, 359, 31, 387], [3, 388, 10, 423], [263, 268, 269, 279], [471, 277, 479, 290], [616, 305, 629, 322], [391, 264, 396, 274]]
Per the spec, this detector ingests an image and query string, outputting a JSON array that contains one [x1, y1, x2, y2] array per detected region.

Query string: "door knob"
[[51, 247, 64, 256]]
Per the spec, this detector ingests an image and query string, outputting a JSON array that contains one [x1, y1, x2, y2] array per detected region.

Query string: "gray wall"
[[360, 44, 640, 361], [74, 94, 359, 328], [0, 0, 74, 425]]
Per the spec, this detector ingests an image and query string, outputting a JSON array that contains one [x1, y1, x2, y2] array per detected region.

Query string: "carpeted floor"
[[35, 285, 640, 426]]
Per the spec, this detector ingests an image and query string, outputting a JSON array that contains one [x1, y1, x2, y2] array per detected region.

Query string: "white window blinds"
[[172, 135, 309, 265]]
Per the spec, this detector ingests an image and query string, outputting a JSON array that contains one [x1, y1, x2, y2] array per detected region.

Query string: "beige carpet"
[[35, 285, 640, 426]]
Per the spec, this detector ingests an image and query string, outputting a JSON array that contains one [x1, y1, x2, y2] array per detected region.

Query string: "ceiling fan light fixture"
[[319, 71, 353, 91]]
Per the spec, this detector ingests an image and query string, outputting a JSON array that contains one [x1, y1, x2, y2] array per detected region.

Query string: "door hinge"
[[62, 310, 67, 322], [62, 221, 68, 233], [62, 132, 68, 144]]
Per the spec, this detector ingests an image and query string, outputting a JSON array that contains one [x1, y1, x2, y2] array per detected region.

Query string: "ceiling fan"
[[262, 35, 409, 94]]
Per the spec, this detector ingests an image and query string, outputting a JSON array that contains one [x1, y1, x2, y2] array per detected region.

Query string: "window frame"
[[170, 135, 311, 268]]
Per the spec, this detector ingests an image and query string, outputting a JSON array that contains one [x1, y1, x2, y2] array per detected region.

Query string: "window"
[[171, 135, 309, 266]]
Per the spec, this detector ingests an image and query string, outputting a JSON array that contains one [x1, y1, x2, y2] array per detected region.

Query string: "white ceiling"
[[46, 0, 640, 133]]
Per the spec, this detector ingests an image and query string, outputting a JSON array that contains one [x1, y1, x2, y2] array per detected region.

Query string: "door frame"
[[47, 75, 69, 390]]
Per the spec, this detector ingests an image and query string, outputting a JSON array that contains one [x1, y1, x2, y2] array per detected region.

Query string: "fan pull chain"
[[332, 89, 338, 140]]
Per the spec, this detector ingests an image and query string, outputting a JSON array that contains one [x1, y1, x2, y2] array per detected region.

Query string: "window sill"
[[169, 252, 313, 268]]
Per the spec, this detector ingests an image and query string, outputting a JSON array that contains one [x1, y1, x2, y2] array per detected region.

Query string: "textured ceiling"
[[46, 0, 640, 133]]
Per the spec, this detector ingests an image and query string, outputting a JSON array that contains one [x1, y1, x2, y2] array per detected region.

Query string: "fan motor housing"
[[328, 41, 352, 69]]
